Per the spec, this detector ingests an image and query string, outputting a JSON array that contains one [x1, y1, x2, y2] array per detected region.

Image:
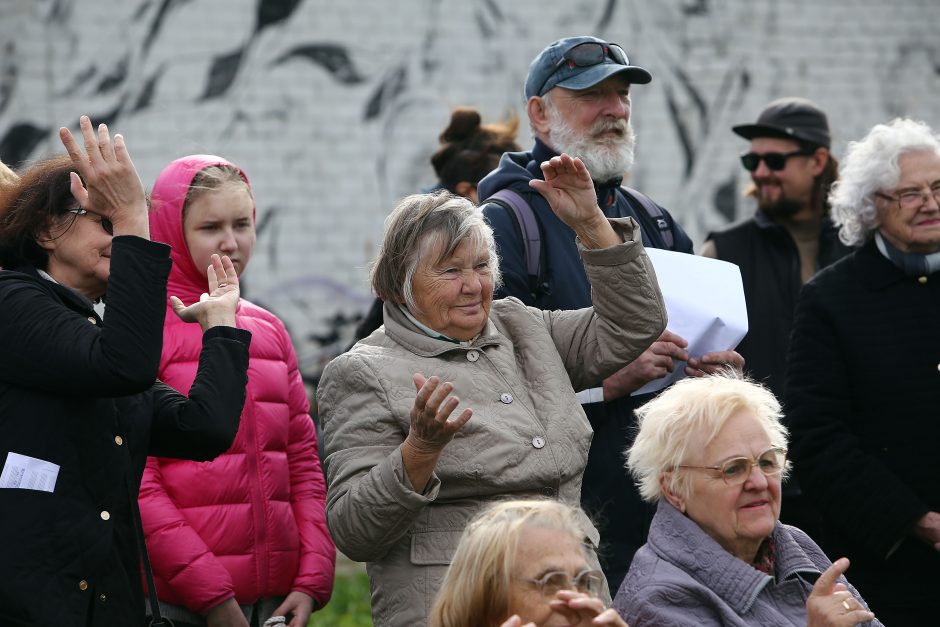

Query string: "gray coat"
[[318, 218, 666, 627], [615, 500, 882, 626]]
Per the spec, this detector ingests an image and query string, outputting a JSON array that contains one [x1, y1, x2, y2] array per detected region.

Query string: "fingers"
[[811, 557, 850, 598], [80, 116, 104, 169], [593, 609, 628, 626], [651, 339, 689, 362], [412, 372, 428, 393], [68, 171, 89, 208], [658, 329, 688, 348], [58, 125, 85, 166], [97, 122, 116, 162], [207, 262, 219, 291]]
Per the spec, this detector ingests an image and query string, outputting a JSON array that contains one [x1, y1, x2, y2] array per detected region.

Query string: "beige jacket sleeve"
[[540, 217, 667, 392]]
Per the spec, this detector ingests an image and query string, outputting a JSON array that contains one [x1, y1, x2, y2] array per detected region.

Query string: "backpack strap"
[[621, 186, 675, 249], [486, 189, 549, 299]]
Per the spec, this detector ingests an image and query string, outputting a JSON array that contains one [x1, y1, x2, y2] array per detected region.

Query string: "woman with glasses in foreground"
[[614, 375, 880, 626], [431, 500, 627, 627]]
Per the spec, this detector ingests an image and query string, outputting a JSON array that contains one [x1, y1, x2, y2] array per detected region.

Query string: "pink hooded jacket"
[[138, 155, 334, 613]]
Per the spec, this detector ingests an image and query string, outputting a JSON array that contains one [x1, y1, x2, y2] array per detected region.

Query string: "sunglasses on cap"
[[740, 147, 816, 172], [537, 42, 630, 97], [68, 207, 114, 235]]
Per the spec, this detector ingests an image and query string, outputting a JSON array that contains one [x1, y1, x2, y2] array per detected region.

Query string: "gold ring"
[[842, 599, 852, 611], [218, 283, 228, 288]]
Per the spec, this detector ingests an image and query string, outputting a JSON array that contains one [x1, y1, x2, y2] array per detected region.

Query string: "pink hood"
[[149, 155, 254, 305]]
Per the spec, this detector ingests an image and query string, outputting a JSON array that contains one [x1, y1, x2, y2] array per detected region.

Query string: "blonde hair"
[[627, 373, 789, 503], [430, 499, 590, 627]]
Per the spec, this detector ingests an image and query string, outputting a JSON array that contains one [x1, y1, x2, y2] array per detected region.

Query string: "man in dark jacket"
[[701, 97, 852, 403], [478, 35, 742, 591]]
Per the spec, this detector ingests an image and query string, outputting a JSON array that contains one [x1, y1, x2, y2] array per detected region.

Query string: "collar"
[[382, 301, 501, 357], [33, 267, 97, 310], [874, 232, 940, 276], [648, 500, 821, 614], [398, 304, 477, 346]]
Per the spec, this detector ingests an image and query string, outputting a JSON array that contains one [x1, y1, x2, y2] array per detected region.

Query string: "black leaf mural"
[[0, 123, 49, 168], [256, 0, 303, 33], [201, 47, 246, 100], [132, 65, 165, 112], [0, 42, 16, 116], [96, 56, 129, 94], [364, 65, 407, 120], [714, 175, 737, 223], [144, 0, 189, 54], [272, 44, 365, 85]]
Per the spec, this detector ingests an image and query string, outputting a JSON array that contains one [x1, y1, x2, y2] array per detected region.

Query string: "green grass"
[[310, 570, 373, 626]]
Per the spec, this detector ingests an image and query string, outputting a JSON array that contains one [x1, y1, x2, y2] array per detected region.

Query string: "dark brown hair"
[[0, 155, 79, 270], [430, 107, 521, 195]]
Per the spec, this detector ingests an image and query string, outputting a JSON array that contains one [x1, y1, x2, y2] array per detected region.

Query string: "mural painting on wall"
[[1, 0, 938, 387]]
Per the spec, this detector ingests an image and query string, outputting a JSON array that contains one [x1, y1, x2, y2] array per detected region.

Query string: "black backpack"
[[485, 186, 675, 299]]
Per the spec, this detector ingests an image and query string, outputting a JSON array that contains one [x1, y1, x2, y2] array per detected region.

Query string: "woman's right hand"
[[170, 254, 240, 331], [806, 558, 875, 626], [205, 598, 250, 627], [401, 373, 472, 492], [58, 115, 149, 238]]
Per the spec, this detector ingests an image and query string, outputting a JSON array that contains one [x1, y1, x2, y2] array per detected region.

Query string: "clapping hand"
[[171, 254, 240, 331], [58, 115, 149, 238]]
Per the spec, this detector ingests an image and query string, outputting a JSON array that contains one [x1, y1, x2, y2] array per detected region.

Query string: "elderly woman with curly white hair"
[[318, 154, 666, 626], [614, 374, 880, 627], [785, 118, 940, 625]]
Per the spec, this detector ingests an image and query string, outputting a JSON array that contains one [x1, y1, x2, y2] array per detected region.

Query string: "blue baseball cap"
[[524, 36, 652, 100]]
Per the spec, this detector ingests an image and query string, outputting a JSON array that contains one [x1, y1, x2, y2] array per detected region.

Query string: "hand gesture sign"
[[529, 153, 620, 249], [58, 115, 149, 238], [806, 558, 875, 626], [407, 374, 473, 453], [171, 254, 240, 331]]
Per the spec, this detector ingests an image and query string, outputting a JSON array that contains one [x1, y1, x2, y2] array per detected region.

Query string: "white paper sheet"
[[0, 452, 60, 492], [631, 248, 748, 396]]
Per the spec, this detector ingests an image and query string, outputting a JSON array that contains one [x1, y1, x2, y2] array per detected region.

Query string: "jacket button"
[[532, 436, 546, 449], [87, 316, 97, 324], [100, 511, 110, 521], [918, 276, 928, 284], [541, 486, 555, 497], [467, 350, 479, 362], [79, 580, 88, 591], [98, 594, 107, 603], [500, 393, 513, 404], [114, 435, 123, 446]]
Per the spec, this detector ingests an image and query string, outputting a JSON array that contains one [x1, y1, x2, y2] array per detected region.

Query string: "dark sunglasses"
[[740, 147, 816, 172], [68, 208, 114, 235], [538, 42, 630, 96]]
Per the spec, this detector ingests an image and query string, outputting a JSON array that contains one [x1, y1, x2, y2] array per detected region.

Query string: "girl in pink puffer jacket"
[[140, 155, 334, 627]]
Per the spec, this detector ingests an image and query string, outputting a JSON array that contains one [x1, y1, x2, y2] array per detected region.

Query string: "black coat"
[[785, 239, 940, 618], [0, 237, 251, 627]]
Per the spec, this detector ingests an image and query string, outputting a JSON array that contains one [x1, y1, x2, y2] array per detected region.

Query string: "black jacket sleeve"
[[147, 325, 252, 460]]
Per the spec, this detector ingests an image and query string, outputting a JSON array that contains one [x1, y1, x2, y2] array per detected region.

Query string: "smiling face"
[[875, 150, 940, 254], [506, 525, 591, 627], [40, 208, 113, 300], [747, 136, 825, 221], [409, 237, 494, 341], [183, 183, 256, 277], [669, 410, 782, 563]]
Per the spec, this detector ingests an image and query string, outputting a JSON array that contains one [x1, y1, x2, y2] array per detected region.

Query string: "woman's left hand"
[[548, 590, 629, 626], [170, 254, 240, 331], [271, 591, 315, 627], [529, 154, 620, 249]]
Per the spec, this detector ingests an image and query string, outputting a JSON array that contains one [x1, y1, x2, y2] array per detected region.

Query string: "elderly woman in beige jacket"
[[318, 154, 666, 626]]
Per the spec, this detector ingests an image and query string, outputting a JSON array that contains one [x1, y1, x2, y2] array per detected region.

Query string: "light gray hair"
[[830, 118, 940, 246], [626, 372, 789, 503], [370, 190, 501, 312]]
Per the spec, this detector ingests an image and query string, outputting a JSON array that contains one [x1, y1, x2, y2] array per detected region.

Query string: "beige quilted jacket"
[[318, 218, 666, 626]]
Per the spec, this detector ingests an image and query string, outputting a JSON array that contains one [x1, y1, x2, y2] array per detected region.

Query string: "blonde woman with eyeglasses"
[[431, 499, 627, 627], [614, 374, 881, 627]]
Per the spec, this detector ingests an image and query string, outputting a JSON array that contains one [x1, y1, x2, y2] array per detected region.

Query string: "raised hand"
[[806, 558, 875, 626], [548, 590, 630, 626], [400, 373, 473, 492], [58, 115, 149, 238], [529, 154, 620, 249], [171, 254, 240, 331]]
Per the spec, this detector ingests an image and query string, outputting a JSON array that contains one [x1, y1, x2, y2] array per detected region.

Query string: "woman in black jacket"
[[0, 116, 252, 626]]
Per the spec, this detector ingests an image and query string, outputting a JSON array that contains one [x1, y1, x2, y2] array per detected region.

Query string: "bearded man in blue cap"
[[478, 35, 743, 591]]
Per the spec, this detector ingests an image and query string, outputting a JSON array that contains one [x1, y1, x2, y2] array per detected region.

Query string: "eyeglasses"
[[519, 568, 604, 599], [679, 447, 787, 486], [875, 185, 940, 212], [537, 42, 630, 97], [740, 148, 816, 172], [68, 208, 114, 235]]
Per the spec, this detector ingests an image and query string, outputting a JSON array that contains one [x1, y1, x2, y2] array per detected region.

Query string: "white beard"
[[546, 104, 636, 183]]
